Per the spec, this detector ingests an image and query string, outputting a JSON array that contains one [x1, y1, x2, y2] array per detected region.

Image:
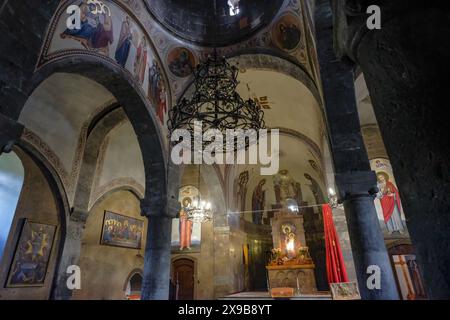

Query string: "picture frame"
[[6, 219, 57, 288], [100, 211, 144, 249]]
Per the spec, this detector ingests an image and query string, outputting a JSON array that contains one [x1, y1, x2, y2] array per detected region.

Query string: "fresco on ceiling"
[[167, 47, 197, 78], [148, 60, 167, 124], [272, 13, 302, 52], [271, 13, 307, 62], [39, 0, 170, 143], [371, 158, 409, 238], [171, 186, 202, 253]]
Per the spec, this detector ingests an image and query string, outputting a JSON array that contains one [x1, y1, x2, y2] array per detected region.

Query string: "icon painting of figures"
[[45, 0, 170, 139], [370, 158, 409, 238], [101, 211, 144, 249], [7, 220, 57, 287], [171, 186, 202, 253], [60, 0, 114, 55]]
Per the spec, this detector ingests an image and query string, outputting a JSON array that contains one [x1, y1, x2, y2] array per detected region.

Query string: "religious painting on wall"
[[392, 255, 427, 300], [167, 47, 197, 78], [6, 220, 57, 287], [171, 186, 202, 253], [101, 211, 144, 249], [370, 158, 409, 238], [330, 282, 361, 300], [39, 0, 170, 141], [148, 60, 167, 125], [272, 13, 303, 52]]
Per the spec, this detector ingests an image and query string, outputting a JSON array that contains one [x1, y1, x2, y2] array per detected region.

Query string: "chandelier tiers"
[[182, 165, 213, 224], [184, 198, 213, 223], [168, 51, 266, 151]]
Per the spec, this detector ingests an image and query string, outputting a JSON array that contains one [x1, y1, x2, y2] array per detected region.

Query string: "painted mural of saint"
[[61, 0, 114, 55], [148, 60, 167, 124], [157, 85, 167, 124], [304, 173, 325, 204], [168, 48, 195, 78], [279, 23, 301, 50], [134, 36, 148, 85], [179, 198, 193, 250], [251, 179, 266, 225], [377, 171, 405, 234], [115, 16, 133, 67]]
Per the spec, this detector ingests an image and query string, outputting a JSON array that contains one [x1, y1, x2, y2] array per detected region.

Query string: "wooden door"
[[173, 258, 195, 300]]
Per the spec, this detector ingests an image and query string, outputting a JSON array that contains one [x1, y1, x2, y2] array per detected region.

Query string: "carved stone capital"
[[0, 113, 24, 154], [335, 171, 379, 201]]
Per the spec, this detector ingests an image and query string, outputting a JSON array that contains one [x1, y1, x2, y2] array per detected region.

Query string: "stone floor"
[[220, 291, 332, 300]]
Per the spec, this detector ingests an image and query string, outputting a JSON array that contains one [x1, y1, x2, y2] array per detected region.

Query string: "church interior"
[[0, 0, 449, 301]]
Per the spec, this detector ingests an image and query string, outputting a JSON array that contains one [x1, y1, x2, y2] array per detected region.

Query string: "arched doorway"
[[125, 271, 143, 300], [172, 258, 195, 300]]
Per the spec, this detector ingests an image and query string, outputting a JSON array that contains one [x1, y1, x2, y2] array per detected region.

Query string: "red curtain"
[[323, 204, 349, 284]]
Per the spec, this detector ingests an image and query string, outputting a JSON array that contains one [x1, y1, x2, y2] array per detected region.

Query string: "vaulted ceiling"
[[144, 0, 285, 46]]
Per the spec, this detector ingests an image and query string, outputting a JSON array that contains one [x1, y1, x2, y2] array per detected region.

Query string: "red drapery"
[[323, 204, 349, 284]]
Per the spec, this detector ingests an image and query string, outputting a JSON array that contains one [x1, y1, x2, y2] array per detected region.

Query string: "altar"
[[266, 207, 318, 296], [266, 264, 317, 295]]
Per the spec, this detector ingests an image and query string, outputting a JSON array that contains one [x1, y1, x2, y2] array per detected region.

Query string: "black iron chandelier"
[[168, 51, 265, 151]]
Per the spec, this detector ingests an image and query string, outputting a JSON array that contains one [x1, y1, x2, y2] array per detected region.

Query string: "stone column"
[[141, 213, 173, 300], [51, 208, 88, 300], [336, 172, 399, 299], [314, 0, 398, 299], [333, 0, 450, 299], [0, 113, 23, 155]]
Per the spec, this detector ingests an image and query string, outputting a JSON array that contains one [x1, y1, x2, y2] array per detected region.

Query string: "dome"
[[144, 0, 285, 46]]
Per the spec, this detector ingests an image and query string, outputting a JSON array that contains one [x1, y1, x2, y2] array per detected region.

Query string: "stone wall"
[[0, 148, 61, 300], [73, 190, 147, 300], [170, 220, 215, 300]]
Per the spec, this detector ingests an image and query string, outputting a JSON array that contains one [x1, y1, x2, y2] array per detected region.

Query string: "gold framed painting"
[[6, 219, 57, 287], [100, 211, 144, 249]]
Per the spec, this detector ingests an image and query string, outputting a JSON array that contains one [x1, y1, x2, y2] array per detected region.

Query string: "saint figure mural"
[[148, 60, 167, 124], [61, 0, 114, 55], [279, 23, 301, 51], [172, 186, 202, 252], [304, 173, 326, 204], [251, 179, 266, 225], [179, 197, 193, 251], [134, 36, 148, 85], [115, 16, 133, 67], [377, 171, 405, 234]]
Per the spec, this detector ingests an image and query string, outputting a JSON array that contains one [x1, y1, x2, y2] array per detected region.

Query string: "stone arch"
[[9, 142, 71, 299], [27, 56, 168, 215], [72, 105, 129, 215], [124, 268, 144, 299], [227, 50, 323, 106]]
